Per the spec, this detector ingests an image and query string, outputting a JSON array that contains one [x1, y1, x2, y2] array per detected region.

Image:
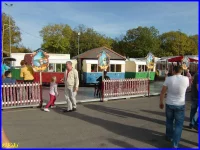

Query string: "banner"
[[182, 56, 189, 70], [146, 52, 155, 70], [31, 49, 49, 72], [97, 51, 110, 71]]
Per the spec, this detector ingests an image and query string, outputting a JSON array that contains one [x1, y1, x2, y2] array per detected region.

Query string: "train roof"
[[73, 46, 126, 60]]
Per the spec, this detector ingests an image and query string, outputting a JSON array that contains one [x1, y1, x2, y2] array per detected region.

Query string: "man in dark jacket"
[[96, 71, 110, 96], [189, 73, 198, 130]]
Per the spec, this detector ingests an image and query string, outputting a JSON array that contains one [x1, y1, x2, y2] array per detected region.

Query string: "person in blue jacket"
[[2, 61, 10, 76]]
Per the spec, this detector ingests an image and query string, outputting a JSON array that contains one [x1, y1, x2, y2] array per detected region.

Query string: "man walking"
[[62, 61, 79, 112], [189, 72, 198, 130], [159, 66, 189, 148]]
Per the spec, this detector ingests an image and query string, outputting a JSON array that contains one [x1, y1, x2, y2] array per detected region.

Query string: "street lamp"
[[2, 24, 15, 59], [5, 3, 13, 57], [78, 32, 80, 55], [178, 29, 181, 56]]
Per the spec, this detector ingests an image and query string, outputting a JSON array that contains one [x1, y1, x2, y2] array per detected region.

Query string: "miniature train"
[[5, 52, 198, 85]]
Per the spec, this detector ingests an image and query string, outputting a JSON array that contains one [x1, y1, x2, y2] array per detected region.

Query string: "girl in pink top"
[[44, 76, 59, 112]]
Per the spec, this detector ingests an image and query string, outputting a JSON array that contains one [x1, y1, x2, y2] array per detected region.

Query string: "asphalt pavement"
[[2, 93, 198, 148]]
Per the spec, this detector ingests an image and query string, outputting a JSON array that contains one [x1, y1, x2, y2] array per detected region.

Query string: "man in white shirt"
[[160, 66, 189, 148], [61, 61, 79, 112]]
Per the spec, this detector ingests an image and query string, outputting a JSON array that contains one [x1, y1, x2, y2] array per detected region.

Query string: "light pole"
[[2, 24, 15, 59], [178, 29, 181, 56], [5, 3, 13, 57], [78, 32, 80, 55]]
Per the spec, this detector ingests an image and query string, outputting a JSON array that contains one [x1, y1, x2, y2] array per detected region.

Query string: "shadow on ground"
[[53, 104, 196, 148]]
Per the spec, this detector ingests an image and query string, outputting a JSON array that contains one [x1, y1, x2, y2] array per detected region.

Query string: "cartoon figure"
[[97, 51, 110, 70], [146, 52, 155, 69], [32, 49, 49, 71]]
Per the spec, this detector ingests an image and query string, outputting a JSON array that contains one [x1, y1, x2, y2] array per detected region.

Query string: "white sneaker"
[[51, 106, 56, 108], [44, 108, 50, 112]]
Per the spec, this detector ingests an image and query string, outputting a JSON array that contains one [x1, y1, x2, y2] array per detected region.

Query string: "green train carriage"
[[125, 58, 156, 80]]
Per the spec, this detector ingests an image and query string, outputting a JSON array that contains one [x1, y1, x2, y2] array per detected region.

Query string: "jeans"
[[166, 104, 185, 148], [189, 100, 198, 128]]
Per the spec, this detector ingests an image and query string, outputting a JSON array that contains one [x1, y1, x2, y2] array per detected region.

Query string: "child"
[[44, 76, 59, 112]]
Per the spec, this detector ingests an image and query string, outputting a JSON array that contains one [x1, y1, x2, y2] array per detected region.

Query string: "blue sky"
[[2, 2, 198, 51]]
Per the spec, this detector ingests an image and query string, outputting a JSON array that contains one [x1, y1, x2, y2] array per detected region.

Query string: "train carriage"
[[125, 58, 156, 80], [73, 46, 126, 85], [10, 53, 77, 84], [82, 59, 125, 84]]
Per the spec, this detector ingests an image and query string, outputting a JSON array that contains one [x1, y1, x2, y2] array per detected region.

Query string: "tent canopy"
[[167, 56, 198, 63]]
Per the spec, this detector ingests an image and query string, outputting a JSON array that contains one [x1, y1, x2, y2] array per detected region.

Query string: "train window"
[[49, 63, 54, 72], [62, 64, 66, 72], [110, 64, 115, 72], [56, 64, 62, 72], [91, 64, 97, 72], [138, 65, 141, 72], [145, 66, 147, 72], [116, 65, 121, 72]]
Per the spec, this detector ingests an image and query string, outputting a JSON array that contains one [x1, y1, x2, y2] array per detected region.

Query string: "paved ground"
[[2, 93, 198, 148], [42, 81, 163, 103]]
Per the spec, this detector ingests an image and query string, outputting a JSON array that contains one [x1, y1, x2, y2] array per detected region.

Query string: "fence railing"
[[2, 82, 42, 109], [102, 79, 149, 101]]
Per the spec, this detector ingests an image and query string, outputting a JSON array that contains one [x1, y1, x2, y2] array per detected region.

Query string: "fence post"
[[101, 80, 104, 102], [39, 83, 43, 108], [148, 79, 150, 97]]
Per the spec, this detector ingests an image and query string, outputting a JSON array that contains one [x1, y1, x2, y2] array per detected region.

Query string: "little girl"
[[44, 76, 59, 112]]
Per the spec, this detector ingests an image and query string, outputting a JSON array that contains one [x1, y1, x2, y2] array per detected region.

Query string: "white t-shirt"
[[163, 75, 189, 106]]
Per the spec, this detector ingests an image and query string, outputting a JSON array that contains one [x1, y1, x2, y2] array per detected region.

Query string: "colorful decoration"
[[146, 52, 155, 70], [182, 56, 189, 70], [31, 49, 49, 72], [97, 51, 110, 70]]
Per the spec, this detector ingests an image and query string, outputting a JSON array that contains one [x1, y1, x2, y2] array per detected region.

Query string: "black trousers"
[[24, 80, 34, 99]]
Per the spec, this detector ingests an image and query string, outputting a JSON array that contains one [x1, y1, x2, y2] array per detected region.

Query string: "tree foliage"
[[2, 12, 22, 54], [40, 24, 73, 54], [160, 31, 198, 56], [123, 26, 161, 57], [40, 24, 113, 57]]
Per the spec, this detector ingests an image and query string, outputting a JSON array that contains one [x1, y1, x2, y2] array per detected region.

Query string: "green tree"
[[2, 12, 21, 55], [160, 31, 198, 56], [40, 24, 73, 53], [122, 26, 161, 58], [70, 24, 113, 57]]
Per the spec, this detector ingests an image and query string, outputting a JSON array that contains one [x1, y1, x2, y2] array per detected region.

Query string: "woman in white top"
[[44, 76, 59, 112]]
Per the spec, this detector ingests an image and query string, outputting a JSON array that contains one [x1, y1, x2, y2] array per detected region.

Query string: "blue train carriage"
[[82, 59, 126, 84], [125, 58, 156, 80]]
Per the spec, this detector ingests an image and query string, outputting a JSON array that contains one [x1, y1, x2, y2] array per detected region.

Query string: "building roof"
[[72, 46, 126, 60]]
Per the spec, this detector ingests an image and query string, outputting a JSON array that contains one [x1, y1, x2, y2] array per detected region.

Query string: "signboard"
[[182, 56, 189, 70], [97, 51, 110, 71], [146, 52, 155, 70], [31, 49, 49, 72]]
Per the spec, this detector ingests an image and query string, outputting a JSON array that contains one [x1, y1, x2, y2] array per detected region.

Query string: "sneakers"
[[51, 106, 56, 108], [44, 108, 50, 112], [165, 136, 172, 142]]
